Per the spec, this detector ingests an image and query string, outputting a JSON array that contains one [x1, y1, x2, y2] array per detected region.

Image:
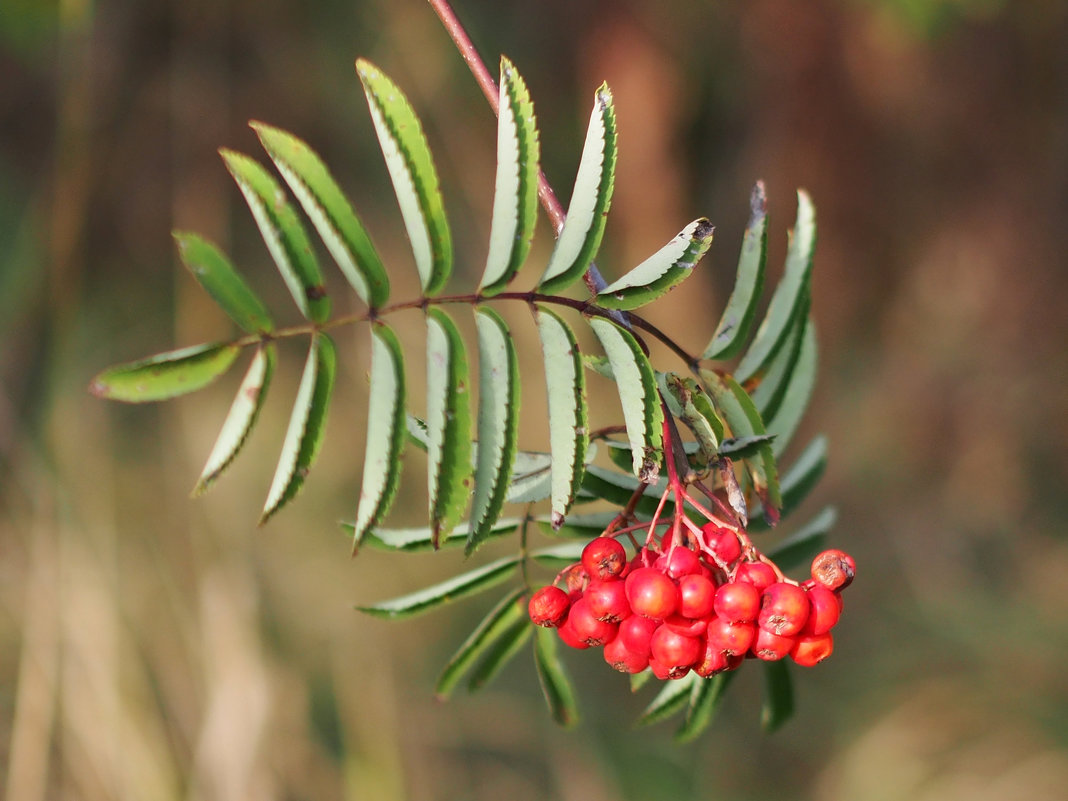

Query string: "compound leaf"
[[749, 300, 810, 423], [174, 232, 274, 334], [761, 660, 795, 733], [357, 555, 520, 620], [220, 149, 330, 323], [535, 306, 588, 528], [734, 190, 816, 382], [479, 57, 540, 296], [533, 625, 579, 728], [466, 617, 533, 692], [636, 671, 700, 728], [353, 516, 522, 552], [90, 342, 241, 403], [589, 317, 663, 481], [260, 332, 336, 523], [537, 84, 616, 294], [426, 308, 472, 547], [435, 586, 527, 699], [252, 121, 389, 307], [596, 218, 714, 310], [357, 58, 452, 296], [351, 323, 406, 552], [749, 434, 827, 532], [675, 672, 736, 744], [468, 307, 520, 555], [193, 344, 276, 495], [702, 181, 768, 360], [767, 318, 818, 458]]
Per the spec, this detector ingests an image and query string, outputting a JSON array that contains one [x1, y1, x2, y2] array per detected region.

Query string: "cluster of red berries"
[[528, 523, 855, 680]]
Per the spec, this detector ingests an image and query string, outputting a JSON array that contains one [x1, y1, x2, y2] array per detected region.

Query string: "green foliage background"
[[2, 0, 1066, 799]]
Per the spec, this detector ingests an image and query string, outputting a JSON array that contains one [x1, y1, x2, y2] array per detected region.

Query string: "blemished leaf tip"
[[550, 511, 565, 530]]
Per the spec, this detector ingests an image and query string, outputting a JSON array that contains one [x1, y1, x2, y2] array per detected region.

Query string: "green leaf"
[[535, 306, 589, 528], [468, 307, 520, 555], [749, 300, 810, 423], [467, 618, 532, 692], [766, 506, 837, 571], [704, 371, 781, 525], [260, 332, 336, 523], [749, 435, 827, 532], [90, 342, 241, 403], [579, 464, 671, 519], [537, 84, 616, 294], [718, 434, 777, 461], [534, 510, 617, 540], [351, 323, 406, 551], [589, 317, 663, 481], [675, 672, 736, 744], [357, 555, 520, 620], [435, 587, 527, 699], [636, 671, 700, 728], [357, 59, 452, 297], [761, 660, 795, 733], [479, 57, 540, 297], [596, 218, 714, 310], [505, 449, 553, 503], [734, 189, 816, 382], [533, 625, 579, 728], [426, 308, 472, 547], [664, 373, 724, 464], [252, 121, 389, 307], [702, 181, 768, 360], [220, 149, 330, 323], [767, 318, 818, 458], [351, 516, 523, 552], [193, 344, 276, 495], [529, 541, 587, 568], [173, 232, 274, 334]]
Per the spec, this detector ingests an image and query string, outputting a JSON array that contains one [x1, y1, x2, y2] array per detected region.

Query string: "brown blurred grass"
[[2, 1, 1068, 799]]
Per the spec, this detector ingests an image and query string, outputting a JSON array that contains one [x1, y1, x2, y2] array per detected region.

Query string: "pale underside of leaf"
[[533, 625, 579, 728], [596, 218, 714, 311], [173, 232, 274, 334], [356, 555, 520, 620], [479, 57, 539, 297], [734, 189, 816, 382], [356, 517, 523, 553], [426, 308, 472, 546], [435, 586, 527, 699], [537, 84, 616, 294], [357, 59, 452, 297], [535, 306, 588, 528], [220, 149, 330, 323], [260, 332, 336, 524], [194, 344, 276, 495], [351, 323, 406, 551], [767, 318, 818, 458], [468, 307, 520, 555], [589, 317, 663, 481], [749, 298, 811, 423], [89, 342, 241, 403], [252, 121, 389, 308], [702, 181, 768, 360]]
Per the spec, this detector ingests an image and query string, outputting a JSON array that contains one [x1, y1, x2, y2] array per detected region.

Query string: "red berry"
[[650, 625, 701, 671], [790, 632, 834, 666], [648, 657, 688, 681], [582, 536, 627, 580], [701, 523, 742, 565], [759, 582, 810, 637], [735, 561, 777, 591], [662, 613, 708, 638], [567, 598, 618, 646], [617, 614, 658, 659], [693, 638, 729, 677], [811, 549, 856, 591], [557, 617, 590, 650], [801, 585, 842, 636], [713, 581, 761, 623], [625, 567, 679, 620], [706, 617, 757, 655], [604, 634, 649, 673], [584, 579, 631, 623], [528, 585, 570, 627], [678, 573, 717, 619], [654, 546, 702, 579], [752, 627, 796, 661]]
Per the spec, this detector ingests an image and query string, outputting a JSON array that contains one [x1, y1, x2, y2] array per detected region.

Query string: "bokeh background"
[[2, 0, 1067, 799]]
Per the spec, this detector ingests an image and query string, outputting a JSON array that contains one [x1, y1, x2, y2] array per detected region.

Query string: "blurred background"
[[2, 0, 1067, 798]]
